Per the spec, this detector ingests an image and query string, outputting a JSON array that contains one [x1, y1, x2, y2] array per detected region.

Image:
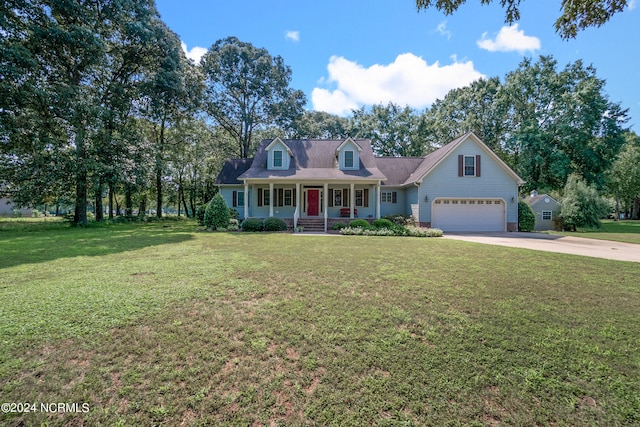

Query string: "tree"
[[204, 193, 230, 230], [421, 77, 507, 155], [201, 37, 306, 158], [352, 103, 430, 157], [139, 23, 203, 218], [289, 111, 351, 139], [415, 0, 629, 39], [560, 174, 609, 230], [608, 133, 640, 219], [498, 56, 628, 192]]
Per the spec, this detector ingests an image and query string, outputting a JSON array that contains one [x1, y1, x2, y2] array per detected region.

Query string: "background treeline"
[[2, 1, 639, 224]]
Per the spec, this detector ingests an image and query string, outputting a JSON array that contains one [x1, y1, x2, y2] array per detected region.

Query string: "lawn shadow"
[[0, 223, 194, 269]]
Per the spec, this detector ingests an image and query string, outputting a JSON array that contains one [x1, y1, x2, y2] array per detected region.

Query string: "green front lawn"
[[550, 219, 640, 244], [1, 221, 638, 426]]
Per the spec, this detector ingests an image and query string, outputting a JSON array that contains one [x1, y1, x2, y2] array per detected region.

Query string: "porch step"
[[296, 218, 325, 232]]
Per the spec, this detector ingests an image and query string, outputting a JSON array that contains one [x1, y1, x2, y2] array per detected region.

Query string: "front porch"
[[240, 181, 383, 232]]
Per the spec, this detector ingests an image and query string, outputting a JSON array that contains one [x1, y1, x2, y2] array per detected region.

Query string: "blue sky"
[[155, 0, 639, 130]]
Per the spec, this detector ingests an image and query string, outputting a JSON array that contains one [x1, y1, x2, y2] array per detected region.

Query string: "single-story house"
[[215, 131, 525, 232], [0, 198, 31, 217], [525, 191, 561, 231]]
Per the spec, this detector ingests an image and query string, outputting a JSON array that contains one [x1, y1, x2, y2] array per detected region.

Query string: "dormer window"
[[273, 150, 283, 168], [464, 156, 475, 176], [266, 138, 291, 170], [344, 150, 354, 168], [337, 138, 361, 170]]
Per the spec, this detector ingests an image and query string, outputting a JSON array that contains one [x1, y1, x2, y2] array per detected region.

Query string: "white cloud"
[[181, 41, 207, 65], [436, 21, 452, 39], [477, 24, 541, 54], [629, 0, 637, 10], [311, 53, 485, 116], [285, 30, 300, 42]]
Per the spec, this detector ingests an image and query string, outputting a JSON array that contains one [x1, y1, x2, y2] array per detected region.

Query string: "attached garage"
[[431, 198, 506, 232]]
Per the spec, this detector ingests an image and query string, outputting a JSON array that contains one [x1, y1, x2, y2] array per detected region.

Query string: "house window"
[[232, 191, 245, 207], [381, 191, 396, 203], [284, 189, 293, 206], [344, 150, 354, 168], [334, 189, 342, 206], [273, 150, 283, 168], [464, 156, 475, 176], [355, 190, 363, 207], [263, 189, 270, 206], [542, 210, 552, 220]]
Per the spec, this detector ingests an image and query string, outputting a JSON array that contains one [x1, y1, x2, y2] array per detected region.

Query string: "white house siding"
[[419, 138, 519, 230]]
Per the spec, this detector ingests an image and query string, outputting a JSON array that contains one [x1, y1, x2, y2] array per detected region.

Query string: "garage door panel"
[[432, 199, 505, 232]]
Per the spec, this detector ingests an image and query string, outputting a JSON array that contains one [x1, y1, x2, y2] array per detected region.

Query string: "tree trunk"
[[125, 185, 133, 217], [139, 194, 147, 218], [73, 128, 88, 226], [155, 118, 165, 218], [108, 184, 115, 219], [633, 196, 640, 220], [95, 182, 103, 222]]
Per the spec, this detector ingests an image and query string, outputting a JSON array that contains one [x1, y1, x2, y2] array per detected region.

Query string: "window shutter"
[[328, 189, 334, 207], [392, 191, 397, 204], [476, 155, 481, 177], [278, 188, 284, 207], [258, 188, 263, 207], [293, 189, 297, 207], [458, 155, 464, 177], [232, 191, 237, 207], [343, 188, 349, 207], [364, 189, 369, 207]]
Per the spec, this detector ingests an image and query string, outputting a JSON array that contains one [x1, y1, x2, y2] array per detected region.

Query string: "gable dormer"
[[265, 137, 292, 170], [336, 138, 361, 170]]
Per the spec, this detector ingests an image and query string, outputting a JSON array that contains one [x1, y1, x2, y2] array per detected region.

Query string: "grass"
[[549, 219, 640, 244], [1, 220, 639, 426]]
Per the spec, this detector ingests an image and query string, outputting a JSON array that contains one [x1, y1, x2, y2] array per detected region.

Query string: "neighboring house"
[[525, 191, 561, 231], [215, 132, 525, 232], [0, 198, 31, 217]]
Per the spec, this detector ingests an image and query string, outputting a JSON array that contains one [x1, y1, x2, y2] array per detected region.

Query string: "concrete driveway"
[[443, 232, 640, 262]]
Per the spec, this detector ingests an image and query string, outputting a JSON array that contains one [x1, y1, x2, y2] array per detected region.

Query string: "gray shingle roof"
[[214, 158, 253, 185], [238, 138, 387, 181], [375, 157, 425, 186]]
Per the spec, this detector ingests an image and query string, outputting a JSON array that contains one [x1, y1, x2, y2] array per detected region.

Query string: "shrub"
[[241, 217, 263, 232], [383, 214, 417, 226], [373, 218, 394, 229], [204, 193, 231, 230], [196, 205, 207, 226], [228, 208, 239, 219], [560, 174, 609, 230], [263, 217, 287, 231], [331, 222, 346, 230], [518, 201, 535, 232], [349, 219, 371, 229]]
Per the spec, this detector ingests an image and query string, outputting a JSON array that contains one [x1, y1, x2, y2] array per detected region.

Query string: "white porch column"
[[244, 182, 249, 219], [269, 182, 274, 218], [350, 182, 355, 219], [376, 182, 381, 219], [323, 182, 328, 232], [296, 183, 301, 212]]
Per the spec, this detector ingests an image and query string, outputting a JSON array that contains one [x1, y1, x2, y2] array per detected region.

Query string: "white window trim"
[[464, 155, 476, 177], [542, 210, 553, 220], [344, 150, 355, 168], [273, 150, 283, 168]]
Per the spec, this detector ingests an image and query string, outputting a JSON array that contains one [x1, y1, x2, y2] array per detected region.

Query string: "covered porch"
[[241, 180, 383, 232]]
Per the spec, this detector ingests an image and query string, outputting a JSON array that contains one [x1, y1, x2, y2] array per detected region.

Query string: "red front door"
[[307, 190, 319, 216]]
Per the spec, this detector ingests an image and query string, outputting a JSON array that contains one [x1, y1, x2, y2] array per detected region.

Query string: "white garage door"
[[432, 199, 505, 232]]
